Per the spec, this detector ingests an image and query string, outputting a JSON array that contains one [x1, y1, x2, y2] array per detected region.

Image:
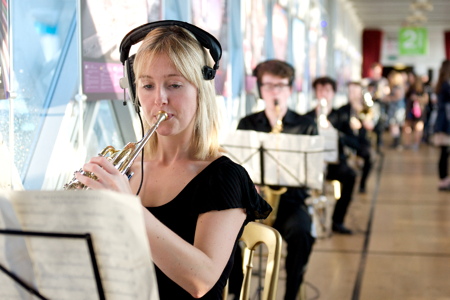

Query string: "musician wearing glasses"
[[74, 22, 271, 299], [231, 60, 318, 300]]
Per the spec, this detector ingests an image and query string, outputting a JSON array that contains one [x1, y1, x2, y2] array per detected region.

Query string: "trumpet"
[[64, 111, 168, 190], [359, 90, 374, 121], [318, 98, 329, 129]]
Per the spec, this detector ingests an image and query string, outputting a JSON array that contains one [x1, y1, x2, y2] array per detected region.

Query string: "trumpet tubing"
[[63, 111, 168, 190], [271, 99, 283, 133]]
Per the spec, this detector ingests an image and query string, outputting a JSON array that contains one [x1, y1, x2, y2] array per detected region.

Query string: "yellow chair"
[[239, 221, 282, 300]]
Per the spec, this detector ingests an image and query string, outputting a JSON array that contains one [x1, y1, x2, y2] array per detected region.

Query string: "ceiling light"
[[410, 0, 434, 11]]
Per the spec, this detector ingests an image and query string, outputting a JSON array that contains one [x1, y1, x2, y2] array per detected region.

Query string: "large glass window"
[[5, 0, 76, 176]]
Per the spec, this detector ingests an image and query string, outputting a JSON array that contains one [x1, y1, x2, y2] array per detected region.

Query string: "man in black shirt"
[[233, 59, 317, 300], [305, 76, 357, 234]]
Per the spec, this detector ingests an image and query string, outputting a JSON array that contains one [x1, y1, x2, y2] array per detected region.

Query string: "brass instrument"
[[261, 99, 287, 226], [64, 111, 168, 190], [261, 185, 286, 227], [271, 99, 283, 133], [359, 90, 374, 121], [318, 98, 329, 129]]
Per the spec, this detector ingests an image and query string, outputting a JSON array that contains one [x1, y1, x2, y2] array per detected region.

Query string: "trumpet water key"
[[64, 111, 168, 190]]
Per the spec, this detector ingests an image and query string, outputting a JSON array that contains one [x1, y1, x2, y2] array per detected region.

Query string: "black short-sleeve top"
[[146, 155, 271, 299]]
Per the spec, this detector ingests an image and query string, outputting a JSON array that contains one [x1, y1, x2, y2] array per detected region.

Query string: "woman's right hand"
[[75, 156, 134, 194]]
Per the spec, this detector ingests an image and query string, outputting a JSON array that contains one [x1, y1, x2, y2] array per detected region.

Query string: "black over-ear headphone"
[[118, 20, 222, 108], [252, 59, 295, 99]]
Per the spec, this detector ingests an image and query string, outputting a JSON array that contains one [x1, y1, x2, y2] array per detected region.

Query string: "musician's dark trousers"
[[357, 146, 373, 191], [326, 161, 356, 225], [273, 199, 315, 300]]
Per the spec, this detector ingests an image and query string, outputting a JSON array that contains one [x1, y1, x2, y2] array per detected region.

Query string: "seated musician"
[[305, 76, 356, 234], [75, 21, 271, 299], [229, 59, 318, 300], [346, 81, 375, 194]]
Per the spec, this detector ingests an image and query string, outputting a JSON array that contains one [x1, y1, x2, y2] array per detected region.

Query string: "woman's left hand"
[[75, 156, 133, 194]]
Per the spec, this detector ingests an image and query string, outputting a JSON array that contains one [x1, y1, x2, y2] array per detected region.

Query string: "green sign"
[[399, 27, 428, 55]]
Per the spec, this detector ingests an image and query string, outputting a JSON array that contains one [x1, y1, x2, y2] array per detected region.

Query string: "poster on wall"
[[308, 27, 318, 82], [191, 0, 227, 96], [292, 18, 306, 93], [334, 50, 351, 94], [80, 0, 148, 101], [243, 0, 267, 93], [318, 36, 327, 75], [398, 27, 428, 56], [272, 4, 288, 61]]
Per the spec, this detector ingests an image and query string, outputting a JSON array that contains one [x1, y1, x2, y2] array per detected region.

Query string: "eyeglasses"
[[261, 83, 290, 91]]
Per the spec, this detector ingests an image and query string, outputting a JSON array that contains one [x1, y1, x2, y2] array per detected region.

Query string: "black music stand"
[[0, 229, 105, 300]]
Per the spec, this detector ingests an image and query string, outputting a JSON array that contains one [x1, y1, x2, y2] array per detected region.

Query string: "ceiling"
[[346, 0, 450, 38]]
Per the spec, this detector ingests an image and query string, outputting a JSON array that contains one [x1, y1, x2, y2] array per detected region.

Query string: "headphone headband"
[[118, 20, 223, 110], [119, 20, 222, 72]]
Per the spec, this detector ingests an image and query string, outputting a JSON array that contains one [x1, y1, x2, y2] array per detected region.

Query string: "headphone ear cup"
[[252, 64, 262, 99], [202, 66, 216, 80]]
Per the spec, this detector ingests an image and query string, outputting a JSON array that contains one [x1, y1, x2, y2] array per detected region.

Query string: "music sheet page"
[[222, 130, 324, 189], [0, 190, 159, 300]]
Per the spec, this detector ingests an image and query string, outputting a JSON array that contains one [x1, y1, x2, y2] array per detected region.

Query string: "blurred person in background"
[[384, 70, 406, 149], [433, 60, 450, 191], [346, 81, 375, 193], [231, 59, 318, 300], [403, 72, 429, 151], [422, 71, 438, 144], [362, 62, 389, 151], [306, 76, 357, 234]]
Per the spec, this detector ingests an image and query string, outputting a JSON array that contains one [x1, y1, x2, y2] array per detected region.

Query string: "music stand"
[[222, 130, 325, 190], [0, 190, 159, 300], [0, 230, 105, 300], [222, 130, 325, 299], [318, 125, 339, 164]]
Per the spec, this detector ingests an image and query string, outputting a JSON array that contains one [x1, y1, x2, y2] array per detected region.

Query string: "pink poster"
[[191, 0, 228, 96], [80, 0, 149, 101]]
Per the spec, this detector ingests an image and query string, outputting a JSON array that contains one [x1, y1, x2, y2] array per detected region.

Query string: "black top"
[[237, 109, 318, 204], [306, 106, 365, 162], [434, 80, 450, 134], [146, 156, 271, 300], [237, 109, 318, 136]]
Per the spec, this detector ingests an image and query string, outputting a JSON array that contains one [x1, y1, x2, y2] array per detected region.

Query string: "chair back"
[[239, 221, 282, 300]]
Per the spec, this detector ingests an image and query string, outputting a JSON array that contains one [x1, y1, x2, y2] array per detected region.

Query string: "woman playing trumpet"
[[74, 21, 271, 299]]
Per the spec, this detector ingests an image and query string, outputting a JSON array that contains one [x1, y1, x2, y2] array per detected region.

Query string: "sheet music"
[[222, 130, 325, 189], [318, 126, 339, 164], [0, 190, 159, 300]]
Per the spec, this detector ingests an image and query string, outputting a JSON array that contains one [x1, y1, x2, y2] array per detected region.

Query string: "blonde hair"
[[133, 25, 222, 160], [388, 70, 404, 87]]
